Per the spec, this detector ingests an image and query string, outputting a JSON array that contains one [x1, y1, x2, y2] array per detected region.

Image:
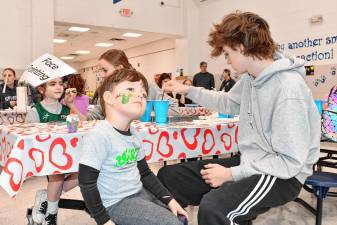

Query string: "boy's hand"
[[200, 164, 233, 188], [168, 199, 189, 220], [163, 80, 190, 94], [104, 220, 116, 225]]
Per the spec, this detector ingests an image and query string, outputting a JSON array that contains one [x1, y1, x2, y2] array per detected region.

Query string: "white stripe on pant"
[[226, 175, 277, 225]]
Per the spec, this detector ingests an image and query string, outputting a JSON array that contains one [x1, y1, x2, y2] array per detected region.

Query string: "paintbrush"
[[2, 75, 8, 94]]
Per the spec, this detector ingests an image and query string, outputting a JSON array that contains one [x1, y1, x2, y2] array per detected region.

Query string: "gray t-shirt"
[[80, 120, 144, 208]]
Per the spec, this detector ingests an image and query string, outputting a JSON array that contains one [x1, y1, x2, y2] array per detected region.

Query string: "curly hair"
[[208, 11, 277, 60], [67, 74, 85, 95]]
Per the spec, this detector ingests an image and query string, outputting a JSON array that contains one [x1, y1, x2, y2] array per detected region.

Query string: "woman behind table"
[[1, 68, 17, 109], [87, 49, 133, 120], [62, 74, 89, 116], [175, 79, 194, 107], [87, 49, 178, 120], [25, 77, 84, 225]]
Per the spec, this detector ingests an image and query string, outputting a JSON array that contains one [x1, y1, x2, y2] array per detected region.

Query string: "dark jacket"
[[219, 78, 236, 92], [0, 85, 17, 109]]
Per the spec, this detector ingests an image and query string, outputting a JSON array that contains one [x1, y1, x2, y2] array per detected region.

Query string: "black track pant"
[[157, 156, 302, 225]]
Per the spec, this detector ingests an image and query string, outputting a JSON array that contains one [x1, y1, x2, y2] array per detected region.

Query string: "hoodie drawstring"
[[248, 78, 254, 128]]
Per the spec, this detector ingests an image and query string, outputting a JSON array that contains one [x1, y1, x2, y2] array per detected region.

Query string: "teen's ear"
[[116, 65, 124, 70], [102, 90, 114, 106]]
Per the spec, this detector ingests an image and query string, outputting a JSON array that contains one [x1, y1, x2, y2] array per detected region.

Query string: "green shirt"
[[34, 102, 70, 123]]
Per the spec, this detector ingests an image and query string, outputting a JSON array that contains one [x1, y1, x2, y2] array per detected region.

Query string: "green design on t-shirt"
[[35, 102, 70, 123], [115, 147, 139, 167]]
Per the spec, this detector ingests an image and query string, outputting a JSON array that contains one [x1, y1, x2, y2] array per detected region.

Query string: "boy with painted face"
[[78, 68, 188, 225]]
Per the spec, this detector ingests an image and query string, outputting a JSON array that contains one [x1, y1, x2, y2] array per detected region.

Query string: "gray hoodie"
[[187, 52, 320, 184]]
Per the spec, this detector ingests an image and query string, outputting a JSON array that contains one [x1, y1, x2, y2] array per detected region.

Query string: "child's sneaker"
[[32, 189, 48, 223], [42, 213, 57, 225]]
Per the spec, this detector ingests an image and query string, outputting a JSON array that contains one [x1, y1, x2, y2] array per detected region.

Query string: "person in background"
[[26, 77, 83, 225], [158, 11, 320, 225], [87, 49, 134, 120], [158, 73, 174, 98], [87, 49, 178, 120], [192, 61, 215, 90], [176, 79, 194, 107], [1, 68, 17, 109], [219, 69, 236, 92], [79, 68, 187, 225], [62, 74, 89, 116]]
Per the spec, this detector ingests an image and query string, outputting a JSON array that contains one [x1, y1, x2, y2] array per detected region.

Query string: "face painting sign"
[[19, 53, 76, 87]]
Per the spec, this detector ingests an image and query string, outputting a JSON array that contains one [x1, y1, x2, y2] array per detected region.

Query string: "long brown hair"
[[99, 49, 132, 69], [208, 11, 277, 60]]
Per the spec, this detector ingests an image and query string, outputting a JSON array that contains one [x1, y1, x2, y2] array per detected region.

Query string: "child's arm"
[[137, 158, 173, 204], [25, 108, 40, 123], [79, 164, 114, 225], [86, 104, 105, 120], [63, 91, 86, 121], [137, 159, 189, 219]]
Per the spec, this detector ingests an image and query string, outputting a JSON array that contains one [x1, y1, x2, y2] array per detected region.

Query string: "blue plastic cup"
[[218, 113, 234, 118], [140, 100, 153, 122], [314, 99, 323, 115], [153, 100, 169, 123]]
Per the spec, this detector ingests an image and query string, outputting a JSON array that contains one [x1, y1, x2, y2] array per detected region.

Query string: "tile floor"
[[0, 164, 336, 225]]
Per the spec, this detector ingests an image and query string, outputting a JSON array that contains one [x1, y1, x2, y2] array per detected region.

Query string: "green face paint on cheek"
[[121, 94, 130, 104]]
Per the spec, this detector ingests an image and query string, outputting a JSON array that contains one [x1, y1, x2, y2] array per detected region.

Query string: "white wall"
[[195, 0, 337, 77], [55, 0, 184, 36], [77, 38, 177, 91], [127, 38, 176, 82], [0, 0, 54, 74]]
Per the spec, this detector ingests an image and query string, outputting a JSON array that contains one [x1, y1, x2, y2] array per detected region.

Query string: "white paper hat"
[[19, 53, 76, 87]]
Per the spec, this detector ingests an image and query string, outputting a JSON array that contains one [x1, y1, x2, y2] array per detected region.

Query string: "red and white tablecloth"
[[0, 110, 26, 125], [0, 119, 238, 197], [175, 107, 211, 116]]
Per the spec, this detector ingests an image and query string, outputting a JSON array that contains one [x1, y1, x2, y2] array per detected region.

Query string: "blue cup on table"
[[314, 99, 323, 115], [218, 113, 234, 118], [153, 100, 169, 123], [140, 100, 153, 122]]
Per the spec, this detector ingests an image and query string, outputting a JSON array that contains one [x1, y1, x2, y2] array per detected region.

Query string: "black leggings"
[[158, 156, 302, 225]]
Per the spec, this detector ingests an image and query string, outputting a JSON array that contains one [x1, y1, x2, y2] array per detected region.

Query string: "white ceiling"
[[54, 22, 175, 63]]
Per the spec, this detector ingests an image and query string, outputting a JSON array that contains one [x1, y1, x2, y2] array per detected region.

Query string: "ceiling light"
[[122, 32, 142, 37], [76, 50, 90, 54], [53, 39, 67, 43], [60, 56, 74, 60], [68, 26, 90, 32], [95, 43, 113, 47]]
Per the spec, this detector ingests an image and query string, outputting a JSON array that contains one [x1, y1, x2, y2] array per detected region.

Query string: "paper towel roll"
[[16, 86, 28, 113]]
